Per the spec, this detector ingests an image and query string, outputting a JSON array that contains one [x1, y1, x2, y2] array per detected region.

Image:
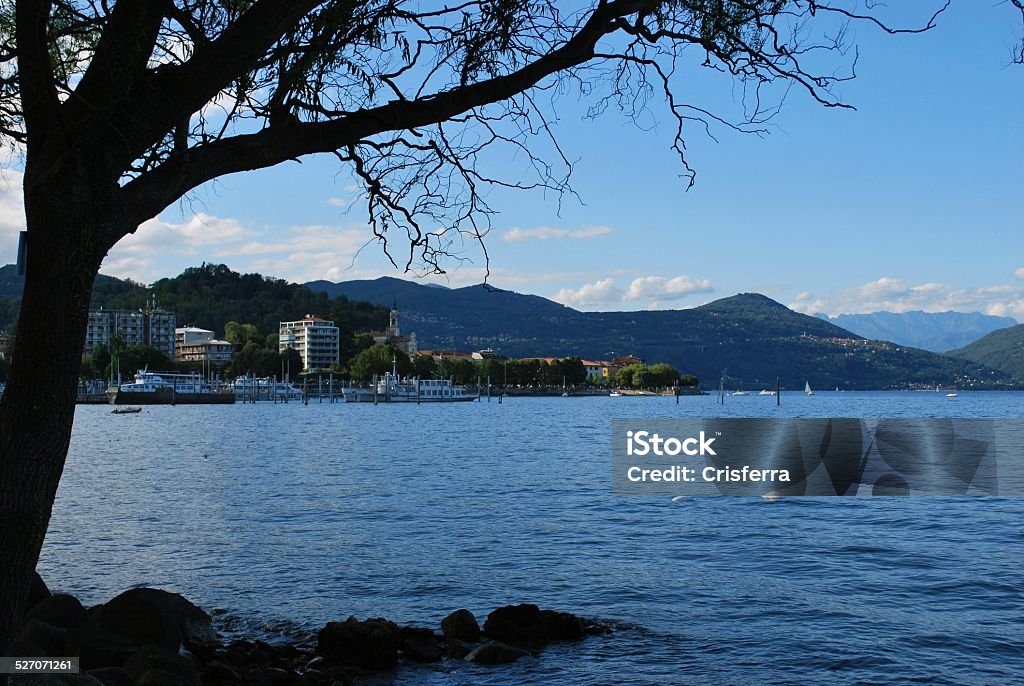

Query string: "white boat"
[[110, 369, 234, 404], [609, 391, 622, 397], [805, 381, 814, 396], [732, 390, 752, 396], [342, 365, 478, 403], [946, 393, 958, 398], [231, 375, 303, 401], [758, 389, 776, 396]]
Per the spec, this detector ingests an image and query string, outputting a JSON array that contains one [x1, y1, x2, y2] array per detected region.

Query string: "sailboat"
[[804, 381, 814, 396]]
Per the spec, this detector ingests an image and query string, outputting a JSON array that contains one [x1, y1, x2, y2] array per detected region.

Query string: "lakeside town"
[[0, 298, 695, 405]]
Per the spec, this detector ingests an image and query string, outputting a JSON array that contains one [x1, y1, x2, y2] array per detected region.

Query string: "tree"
[[224, 321, 264, 348], [0, 0, 1003, 656], [349, 343, 409, 382], [87, 344, 111, 381], [411, 353, 438, 380]]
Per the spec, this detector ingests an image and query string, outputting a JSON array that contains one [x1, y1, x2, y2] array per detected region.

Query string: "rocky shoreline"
[[12, 574, 612, 685]]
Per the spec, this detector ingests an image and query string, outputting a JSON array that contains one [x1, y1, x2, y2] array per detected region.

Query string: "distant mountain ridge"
[[816, 310, 1018, 353], [307, 277, 1010, 389]]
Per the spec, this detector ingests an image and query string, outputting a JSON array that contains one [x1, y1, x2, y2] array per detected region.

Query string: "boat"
[[804, 381, 814, 396], [946, 393, 958, 398], [342, 364, 478, 403], [108, 369, 235, 405], [758, 389, 776, 396], [111, 406, 142, 414], [732, 390, 752, 396], [609, 391, 622, 397], [230, 375, 303, 401]]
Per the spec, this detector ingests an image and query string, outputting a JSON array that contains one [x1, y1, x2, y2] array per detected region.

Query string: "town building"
[[174, 327, 233, 363], [370, 303, 417, 355], [581, 360, 607, 382], [85, 303, 176, 358], [0, 332, 10, 360], [279, 315, 340, 371]]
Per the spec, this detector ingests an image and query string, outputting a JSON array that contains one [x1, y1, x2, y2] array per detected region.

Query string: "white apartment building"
[[279, 316, 340, 371]]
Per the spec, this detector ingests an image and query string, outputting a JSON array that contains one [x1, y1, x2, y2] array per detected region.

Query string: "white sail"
[[805, 381, 814, 396]]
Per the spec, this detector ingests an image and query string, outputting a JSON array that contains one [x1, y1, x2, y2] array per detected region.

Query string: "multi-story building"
[[174, 327, 233, 363], [85, 305, 176, 358], [279, 315, 340, 371], [370, 303, 417, 355]]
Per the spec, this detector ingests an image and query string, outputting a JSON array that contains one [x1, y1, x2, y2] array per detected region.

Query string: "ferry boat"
[[108, 369, 235, 405], [230, 375, 303, 401], [342, 366, 478, 403]]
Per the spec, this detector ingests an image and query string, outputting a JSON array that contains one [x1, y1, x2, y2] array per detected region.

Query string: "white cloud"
[[325, 197, 348, 208], [552, 275, 713, 309], [553, 278, 624, 307], [503, 225, 612, 242], [625, 275, 713, 302], [1014, 267, 1024, 280], [790, 277, 1024, 321]]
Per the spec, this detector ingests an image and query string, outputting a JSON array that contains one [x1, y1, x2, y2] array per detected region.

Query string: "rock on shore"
[[14, 577, 611, 685]]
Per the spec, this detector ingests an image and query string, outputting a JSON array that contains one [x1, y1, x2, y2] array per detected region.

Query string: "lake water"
[[40, 392, 1024, 684]]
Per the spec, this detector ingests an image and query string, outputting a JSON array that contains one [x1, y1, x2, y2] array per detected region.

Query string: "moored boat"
[[342, 366, 478, 403], [108, 369, 235, 405], [230, 375, 303, 401]]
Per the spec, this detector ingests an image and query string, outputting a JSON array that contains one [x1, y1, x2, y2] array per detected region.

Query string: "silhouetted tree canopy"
[[2, 0, 1018, 659]]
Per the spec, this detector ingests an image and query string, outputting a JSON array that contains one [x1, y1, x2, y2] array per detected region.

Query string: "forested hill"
[[308, 278, 1011, 389], [948, 324, 1024, 383], [0, 263, 389, 337]]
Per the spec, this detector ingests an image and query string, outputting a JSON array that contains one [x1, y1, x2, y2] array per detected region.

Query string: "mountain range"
[[307, 277, 1012, 389], [816, 310, 1017, 353], [3, 264, 1018, 388]]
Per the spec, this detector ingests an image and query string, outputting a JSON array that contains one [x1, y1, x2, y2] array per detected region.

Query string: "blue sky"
[[1, 2, 1021, 319]]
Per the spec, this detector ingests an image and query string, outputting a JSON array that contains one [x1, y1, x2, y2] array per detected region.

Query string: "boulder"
[[483, 604, 546, 647], [200, 660, 243, 683], [440, 609, 480, 642], [24, 594, 90, 630], [464, 641, 530, 665], [539, 610, 585, 642], [19, 619, 67, 656], [443, 639, 474, 660], [316, 617, 399, 669], [92, 589, 215, 654], [262, 667, 303, 686], [399, 627, 442, 662], [13, 638, 47, 658], [135, 669, 196, 686], [85, 667, 135, 686], [7, 675, 105, 685], [123, 645, 200, 685], [65, 625, 139, 670]]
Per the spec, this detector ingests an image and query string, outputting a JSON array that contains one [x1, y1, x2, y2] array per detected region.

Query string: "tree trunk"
[[0, 189, 106, 658]]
